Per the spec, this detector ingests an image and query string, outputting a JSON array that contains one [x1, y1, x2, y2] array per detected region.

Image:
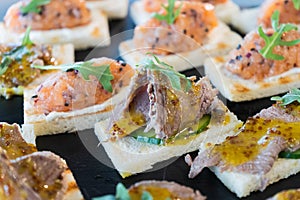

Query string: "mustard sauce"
[[213, 105, 300, 166], [15, 157, 63, 200], [274, 189, 300, 200], [129, 185, 193, 200], [0, 44, 55, 89], [0, 124, 36, 159]]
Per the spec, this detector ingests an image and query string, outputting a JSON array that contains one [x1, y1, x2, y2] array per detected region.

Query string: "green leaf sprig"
[[20, 0, 50, 15], [293, 0, 300, 10], [271, 88, 300, 106], [258, 10, 300, 60], [33, 61, 114, 93], [92, 183, 153, 200], [152, 0, 182, 25], [0, 27, 33, 76], [139, 55, 192, 92]]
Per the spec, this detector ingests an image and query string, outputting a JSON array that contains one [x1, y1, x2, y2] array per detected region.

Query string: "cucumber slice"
[[196, 114, 211, 134], [130, 128, 156, 138], [279, 149, 300, 159], [136, 136, 164, 145]]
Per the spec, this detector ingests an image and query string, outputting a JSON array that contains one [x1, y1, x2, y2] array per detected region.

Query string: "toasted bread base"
[[204, 56, 300, 102], [94, 100, 242, 177], [86, 0, 129, 19], [130, 0, 239, 25], [0, 9, 110, 50], [119, 21, 242, 71], [230, 7, 259, 34], [211, 159, 300, 198], [22, 85, 130, 144], [62, 169, 84, 200]]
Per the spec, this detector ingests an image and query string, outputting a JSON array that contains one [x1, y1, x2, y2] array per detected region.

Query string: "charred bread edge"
[[210, 159, 300, 198], [94, 100, 242, 177], [130, 0, 239, 25], [22, 85, 130, 144], [0, 9, 110, 50], [119, 21, 242, 71], [204, 56, 300, 102], [86, 0, 129, 19]]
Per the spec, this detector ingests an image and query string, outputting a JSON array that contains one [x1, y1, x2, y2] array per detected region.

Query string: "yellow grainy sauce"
[[213, 105, 300, 166], [274, 189, 300, 200]]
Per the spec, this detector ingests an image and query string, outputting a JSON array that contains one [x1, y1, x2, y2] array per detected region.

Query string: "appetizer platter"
[[1, 0, 300, 200]]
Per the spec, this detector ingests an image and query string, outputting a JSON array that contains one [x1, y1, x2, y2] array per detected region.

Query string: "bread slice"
[[119, 21, 242, 71], [210, 158, 300, 198], [204, 55, 300, 102], [86, 0, 129, 19], [22, 84, 130, 144], [0, 44, 74, 99], [94, 100, 242, 177], [0, 9, 110, 50], [230, 7, 260, 34], [130, 0, 239, 25]]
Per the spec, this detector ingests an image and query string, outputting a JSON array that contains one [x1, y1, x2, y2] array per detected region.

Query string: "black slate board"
[[0, 1, 300, 200]]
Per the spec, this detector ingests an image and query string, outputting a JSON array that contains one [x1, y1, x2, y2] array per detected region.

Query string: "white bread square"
[[86, 0, 129, 19], [204, 55, 300, 102], [119, 21, 242, 71], [230, 7, 260, 34], [94, 100, 242, 177], [210, 159, 300, 198], [130, 0, 239, 25], [0, 8, 110, 50]]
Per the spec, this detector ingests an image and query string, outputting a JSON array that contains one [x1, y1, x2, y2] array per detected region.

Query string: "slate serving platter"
[[0, 0, 299, 199]]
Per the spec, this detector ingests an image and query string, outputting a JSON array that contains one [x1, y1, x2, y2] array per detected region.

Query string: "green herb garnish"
[[258, 10, 300, 60], [293, 0, 300, 10], [271, 88, 300, 106], [153, 0, 182, 25], [92, 183, 154, 200], [34, 61, 114, 92], [140, 55, 192, 92], [20, 0, 50, 15], [0, 27, 33, 76]]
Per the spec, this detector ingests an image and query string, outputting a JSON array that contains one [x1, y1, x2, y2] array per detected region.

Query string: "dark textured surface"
[[0, 1, 300, 200]]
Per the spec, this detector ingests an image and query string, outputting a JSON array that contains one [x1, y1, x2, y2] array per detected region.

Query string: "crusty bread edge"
[[86, 0, 129, 19], [204, 56, 300, 102], [210, 159, 300, 198], [119, 21, 242, 71], [94, 100, 242, 177], [130, 0, 239, 25], [0, 9, 110, 50], [62, 169, 84, 200]]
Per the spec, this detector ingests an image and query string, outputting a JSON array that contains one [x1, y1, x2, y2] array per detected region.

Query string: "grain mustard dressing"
[[0, 123, 36, 159], [0, 44, 56, 98], [14, 157, 63, 200], [213, 104, 300, 166], [272, 189, 300, 200]]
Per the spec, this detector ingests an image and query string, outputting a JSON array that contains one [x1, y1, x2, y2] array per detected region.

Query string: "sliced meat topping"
[[4, 0, 91, 33], [134, 1, 218, 55], [187, 103, 300, 179], [225, 30, 300, 81], [108, 65, 217, 139], [32, 58, 135, 114], [128, 180, 205, 200], [258, 0, 300, 28], [0, 123, 36, 159]]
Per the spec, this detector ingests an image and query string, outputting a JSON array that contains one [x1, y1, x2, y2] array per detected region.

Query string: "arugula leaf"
[[141, 191, 153, 200], [258, 10, 300, 60], [140, 55, 192, 92], [20, 0, 50, 15], [153, 0, 182, 25], [33, 61, 114, 93], [22, 27, 34, 46], [293, 0, 300, 10], [271, 88, 300, 106]]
